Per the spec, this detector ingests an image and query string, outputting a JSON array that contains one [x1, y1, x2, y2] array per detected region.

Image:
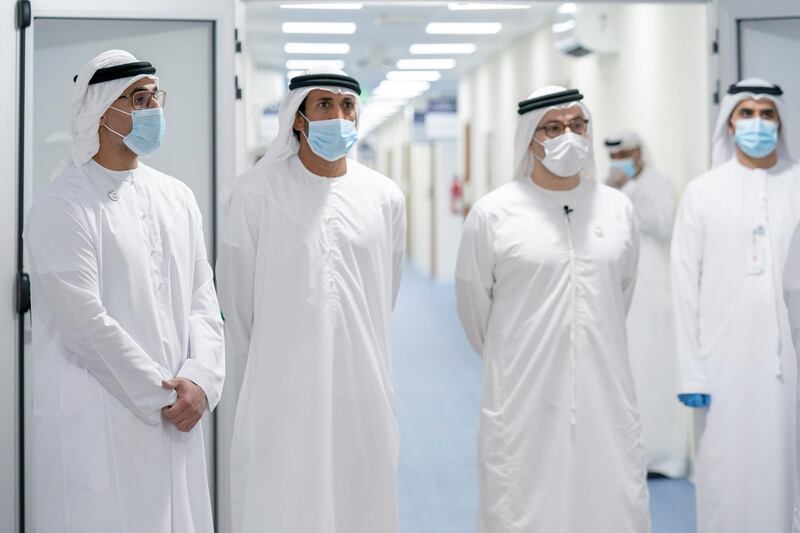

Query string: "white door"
[[23, 16, 217, 530], [739, 17, 800, 156]]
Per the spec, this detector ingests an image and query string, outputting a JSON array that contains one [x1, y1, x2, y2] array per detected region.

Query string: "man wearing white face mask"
[[604, 130, 687, 479], [672, 78, 800, 533], [25, 50, 224, 532], [455, 86, 648, 533], [217, 67, 406, 533]]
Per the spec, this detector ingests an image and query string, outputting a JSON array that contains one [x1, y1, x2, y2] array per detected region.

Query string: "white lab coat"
[[620, 169, 688, 477], [672, 157, 800, 533], [455, 177, 649, 533], [25, 160, 224, 533], [217, 155, 406, 533]]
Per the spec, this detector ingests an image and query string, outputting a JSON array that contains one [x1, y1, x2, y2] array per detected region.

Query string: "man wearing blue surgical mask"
[[604, 130, 687, 480], [217, 67, 406, 533], [672, 78, 800, 533], [25, 50, 224, 532]]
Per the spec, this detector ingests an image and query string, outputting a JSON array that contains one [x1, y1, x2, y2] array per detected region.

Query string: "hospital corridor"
[[2, 1, 800, 533]]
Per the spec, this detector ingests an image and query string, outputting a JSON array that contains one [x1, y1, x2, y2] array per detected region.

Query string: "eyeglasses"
[[536, 117, 589, 139], [117, 89, 167, 110]]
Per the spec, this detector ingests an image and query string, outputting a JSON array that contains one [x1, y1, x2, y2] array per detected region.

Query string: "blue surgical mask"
[[610, 158, 637, 178], [300, 111, 358, 162], [734, 118, 778, 159], [104, 106, 166, 156]]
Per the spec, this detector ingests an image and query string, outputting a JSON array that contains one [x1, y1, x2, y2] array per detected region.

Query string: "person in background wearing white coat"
[[455, 86, 649, 533], [216, 68, 406, 533], [604, 129, 688, 479], [25, 50, 224, 533], [672, 78, 800, 533]]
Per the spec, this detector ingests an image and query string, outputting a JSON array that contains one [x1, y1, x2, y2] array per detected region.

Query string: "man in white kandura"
[[25, 50, 224, 532], [604, 129, 688, 479], [217, 67, 406, 533], [672, 78, 800, 533], [455, 86, 649, 533]]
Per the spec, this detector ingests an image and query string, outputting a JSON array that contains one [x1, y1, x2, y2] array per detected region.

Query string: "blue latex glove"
[[678, 393, 711, 408]]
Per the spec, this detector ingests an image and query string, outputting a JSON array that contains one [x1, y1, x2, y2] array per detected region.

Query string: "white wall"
[[1, 1, 21, 531], [432, 140, 462, 282], [460, 2, 711, 201]]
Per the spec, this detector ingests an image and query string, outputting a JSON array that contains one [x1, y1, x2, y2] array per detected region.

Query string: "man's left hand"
[[162, 378, 208, 432]]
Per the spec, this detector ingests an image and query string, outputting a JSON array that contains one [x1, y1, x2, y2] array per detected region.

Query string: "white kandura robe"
[[672, 157, 800, 533], [455, 176, 650, 533], [620, 169, 688, 477], [217, 154, 406, 533], [782, 223, 800, 532], [26, 159, 225, 533]]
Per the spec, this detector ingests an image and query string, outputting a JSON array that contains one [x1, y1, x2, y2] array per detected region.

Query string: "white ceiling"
[[244, 1, 557, 98]]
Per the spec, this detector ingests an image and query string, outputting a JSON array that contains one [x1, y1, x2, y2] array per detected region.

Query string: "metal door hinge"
[[16, 0, 31, 30], [16, 271, 30, 315]]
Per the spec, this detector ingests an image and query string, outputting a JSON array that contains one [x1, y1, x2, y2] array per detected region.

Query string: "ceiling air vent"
[[552, 3, 620, 58]]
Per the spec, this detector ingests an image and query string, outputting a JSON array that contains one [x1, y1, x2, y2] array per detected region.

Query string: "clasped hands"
[[161, 378, 207, 432]]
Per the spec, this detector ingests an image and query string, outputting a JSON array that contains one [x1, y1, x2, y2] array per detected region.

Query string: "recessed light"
[[425, 22, 502, 35], [396, 59, 457, 70], [558, 3, 577, 15], [282, 22, 357, 34], [448, 2, 530, 10], [284, 42, 351, 54], [285, 59, 346, 70], [551, 20, 576, 33], [410, 43, 476, 55], [386, 70, 442, 82], [279, 3, 363, 9], [373, 81, 431, 98]]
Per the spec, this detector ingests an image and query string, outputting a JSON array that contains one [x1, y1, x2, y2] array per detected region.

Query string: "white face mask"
[[533, 132, 590, 178]]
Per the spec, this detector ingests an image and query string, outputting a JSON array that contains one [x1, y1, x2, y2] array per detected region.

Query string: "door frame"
[[13, 2, 238, 532], [711, 0, 800, 135]]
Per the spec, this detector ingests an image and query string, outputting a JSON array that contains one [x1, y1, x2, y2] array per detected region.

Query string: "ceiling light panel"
[[284, 42, 351, 54], [425, 22, 503, 35], [279, 3, 363, 10], [396, 58, 457, 70], [285, 59, 346, 70], [386, 70, 442, 81], [282, 22, 357, 34], [410, 43, 476, 55], [448, 2, 531, 10]]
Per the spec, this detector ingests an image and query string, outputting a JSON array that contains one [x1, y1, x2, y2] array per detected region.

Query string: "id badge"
[[746, 224, 767, 276]]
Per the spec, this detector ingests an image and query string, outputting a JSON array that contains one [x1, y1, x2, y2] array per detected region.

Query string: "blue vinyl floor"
[[392, 265, 696, 533]]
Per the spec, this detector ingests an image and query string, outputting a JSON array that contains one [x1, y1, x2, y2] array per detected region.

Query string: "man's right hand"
[[678, 393, 711, 408], [161, 378, 208, 432]]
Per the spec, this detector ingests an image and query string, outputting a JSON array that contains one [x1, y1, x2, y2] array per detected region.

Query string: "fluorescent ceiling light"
[[279, 3, 363, 9], [282, 22, 357, 34], [551, 20, 576, 33], [448, 2, 530, 10], [377, 80, 431, 91], [285, 59, 346, 70], [373, 81, 430, 97], [365, 97, 410, 106], [426, 22, 502, 35], [410, 43, 476, 55], [287, 70, 304, 79], [396, 58, 456, 70], [557, 3, 577, 14], [386, 70, 441, 82], [284, 42, 351, 54]]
